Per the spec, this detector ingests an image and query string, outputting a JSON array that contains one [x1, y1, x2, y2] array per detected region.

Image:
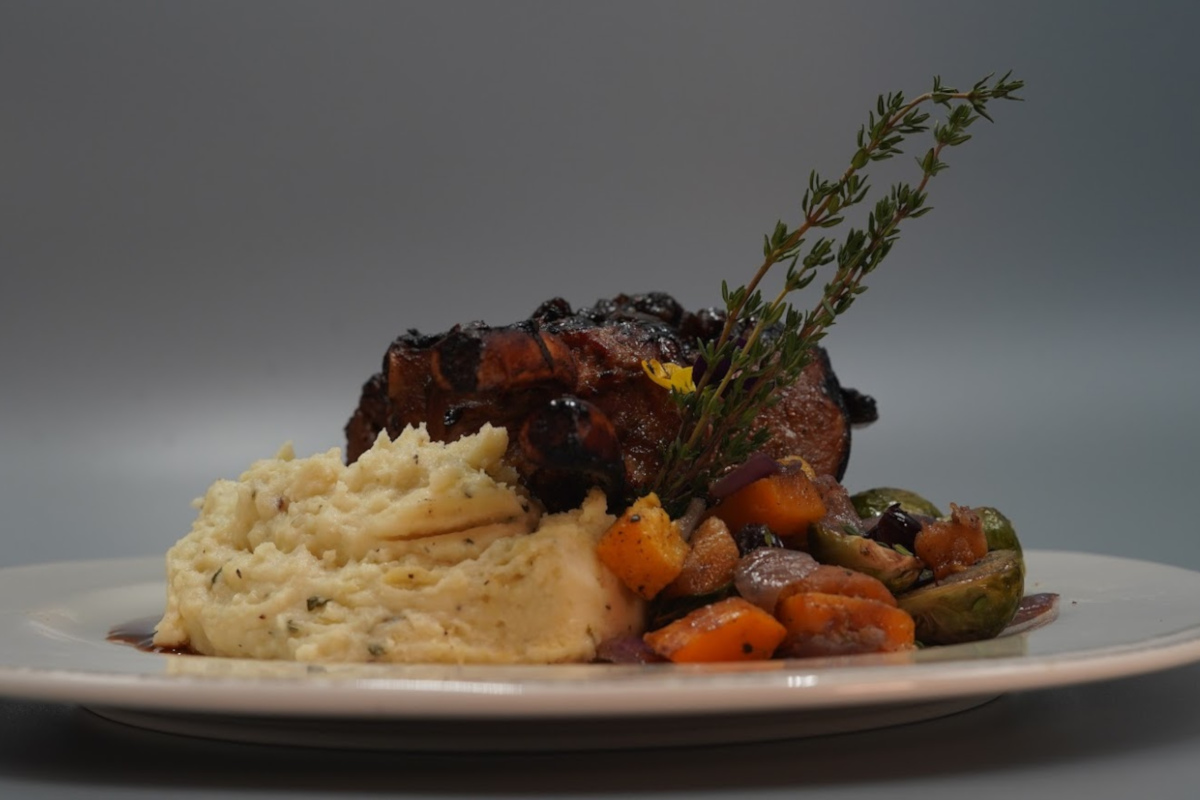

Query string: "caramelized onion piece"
[[811, 474, 865, 533], [674, 497, 709, 542], [733, 548, 820, 613], [595, 635, 667, 664], [1003, 592, 1060, 636], [709, 453, 781, 501]]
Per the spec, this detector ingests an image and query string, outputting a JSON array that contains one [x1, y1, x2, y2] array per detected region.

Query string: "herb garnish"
[[651, 73, 1023, 512]]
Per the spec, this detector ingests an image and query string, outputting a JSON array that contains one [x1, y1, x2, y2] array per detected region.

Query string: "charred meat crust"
[[431, 323, 577, 394], [841, 387, 880, 427], [519, 395, 627, 510], [345, 293, 874, 510]]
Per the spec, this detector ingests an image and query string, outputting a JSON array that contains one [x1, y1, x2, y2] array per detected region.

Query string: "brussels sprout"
[[851, 487, 943, 520], [897, 550, 1024, 645], [975, 506, 1021, 554], [807, 522, 923, 594], [972, 506, 1024, 583]]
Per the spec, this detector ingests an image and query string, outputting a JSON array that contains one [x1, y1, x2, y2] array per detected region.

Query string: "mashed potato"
[[153, 424, 644, 663]]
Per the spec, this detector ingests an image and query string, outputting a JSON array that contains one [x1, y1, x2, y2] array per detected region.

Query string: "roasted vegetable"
[[807, 521, 923, 594], [732, 547, 820, 613], [775, 565, 898, 609], [709, 453, 782, 500], [709, 470, 826, 547], [913, 503, 989, 581], [975, 504, 1024, 583], [811, 474, 866, 534], [896, 550, 1024, 645], [1004, 592, 1059, 636], [662, 517, 740, 598], [851, 487, 943, 519], [643, 596, 787, 663], [596, 493, 688, 599], [976, 506, 1021, 554], [595, 635, 667, 664], [775, 592, 915, 658]]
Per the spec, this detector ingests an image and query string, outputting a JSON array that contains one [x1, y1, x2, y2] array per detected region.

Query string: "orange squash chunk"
[[710, 471, 826, 547], [775, 591, 915, 658], [914, 503, 989, 580], [644, 597, 787, 663], [596, 493, 688, 600]]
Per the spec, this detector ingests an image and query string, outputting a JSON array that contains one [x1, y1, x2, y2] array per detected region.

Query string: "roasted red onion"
[[709, 452, 781, 500], [674, 497, 709, 542], [811, 474, 864, 532], [595, 635, 666, 664], [1002, 593, 1060, 636], [733, 548, 820, 613]]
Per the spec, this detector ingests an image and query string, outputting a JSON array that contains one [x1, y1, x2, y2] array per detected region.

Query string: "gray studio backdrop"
[[3, 1, 1198, 571]]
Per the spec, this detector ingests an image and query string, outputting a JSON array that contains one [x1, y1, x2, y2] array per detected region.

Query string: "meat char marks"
[[346, 293, 876, 512]]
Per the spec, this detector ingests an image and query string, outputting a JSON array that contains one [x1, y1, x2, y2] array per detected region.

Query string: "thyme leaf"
[[651, 72, 1024, 513]]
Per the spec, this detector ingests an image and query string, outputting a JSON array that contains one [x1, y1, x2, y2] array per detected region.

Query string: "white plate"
[[2, 550, 1200, 750]]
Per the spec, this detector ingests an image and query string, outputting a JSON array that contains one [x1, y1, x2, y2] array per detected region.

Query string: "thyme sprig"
[[652, 73, 1023, 512]]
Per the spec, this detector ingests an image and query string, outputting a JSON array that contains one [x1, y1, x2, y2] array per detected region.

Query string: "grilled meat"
[[346, 293, 876, 511]]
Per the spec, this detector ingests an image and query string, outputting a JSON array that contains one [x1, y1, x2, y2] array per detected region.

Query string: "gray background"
[[3, 1, 1200, 798]]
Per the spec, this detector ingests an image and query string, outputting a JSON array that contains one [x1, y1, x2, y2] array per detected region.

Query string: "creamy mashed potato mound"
[[154, 424, 644, 663]]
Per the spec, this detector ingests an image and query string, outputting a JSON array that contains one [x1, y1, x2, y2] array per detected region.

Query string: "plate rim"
[[3, 550, 1200, 719]]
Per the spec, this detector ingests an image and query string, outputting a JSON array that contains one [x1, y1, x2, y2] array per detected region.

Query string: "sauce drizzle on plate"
[[107, 616, 197, 655]]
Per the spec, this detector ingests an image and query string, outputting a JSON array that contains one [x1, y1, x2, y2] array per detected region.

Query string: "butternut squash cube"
[[644, 596, 787, 663], [710, 470, 826, 547], [775, 591, 915, 658], [596, 493, 689, 600]]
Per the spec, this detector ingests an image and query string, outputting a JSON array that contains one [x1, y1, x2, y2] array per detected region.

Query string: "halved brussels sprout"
[[975, 506, 1021, 554], [807, 522, 923, 594], [896, 550, 1024, 645], [972, 506, 1024, 583], [850, 487, 943, 520]]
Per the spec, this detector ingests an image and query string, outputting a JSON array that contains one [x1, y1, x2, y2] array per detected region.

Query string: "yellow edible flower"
[[641, 359, 696, 394]]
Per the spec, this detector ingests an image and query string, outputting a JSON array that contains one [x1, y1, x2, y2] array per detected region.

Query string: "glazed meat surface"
[[346, 293, 876, 511]]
